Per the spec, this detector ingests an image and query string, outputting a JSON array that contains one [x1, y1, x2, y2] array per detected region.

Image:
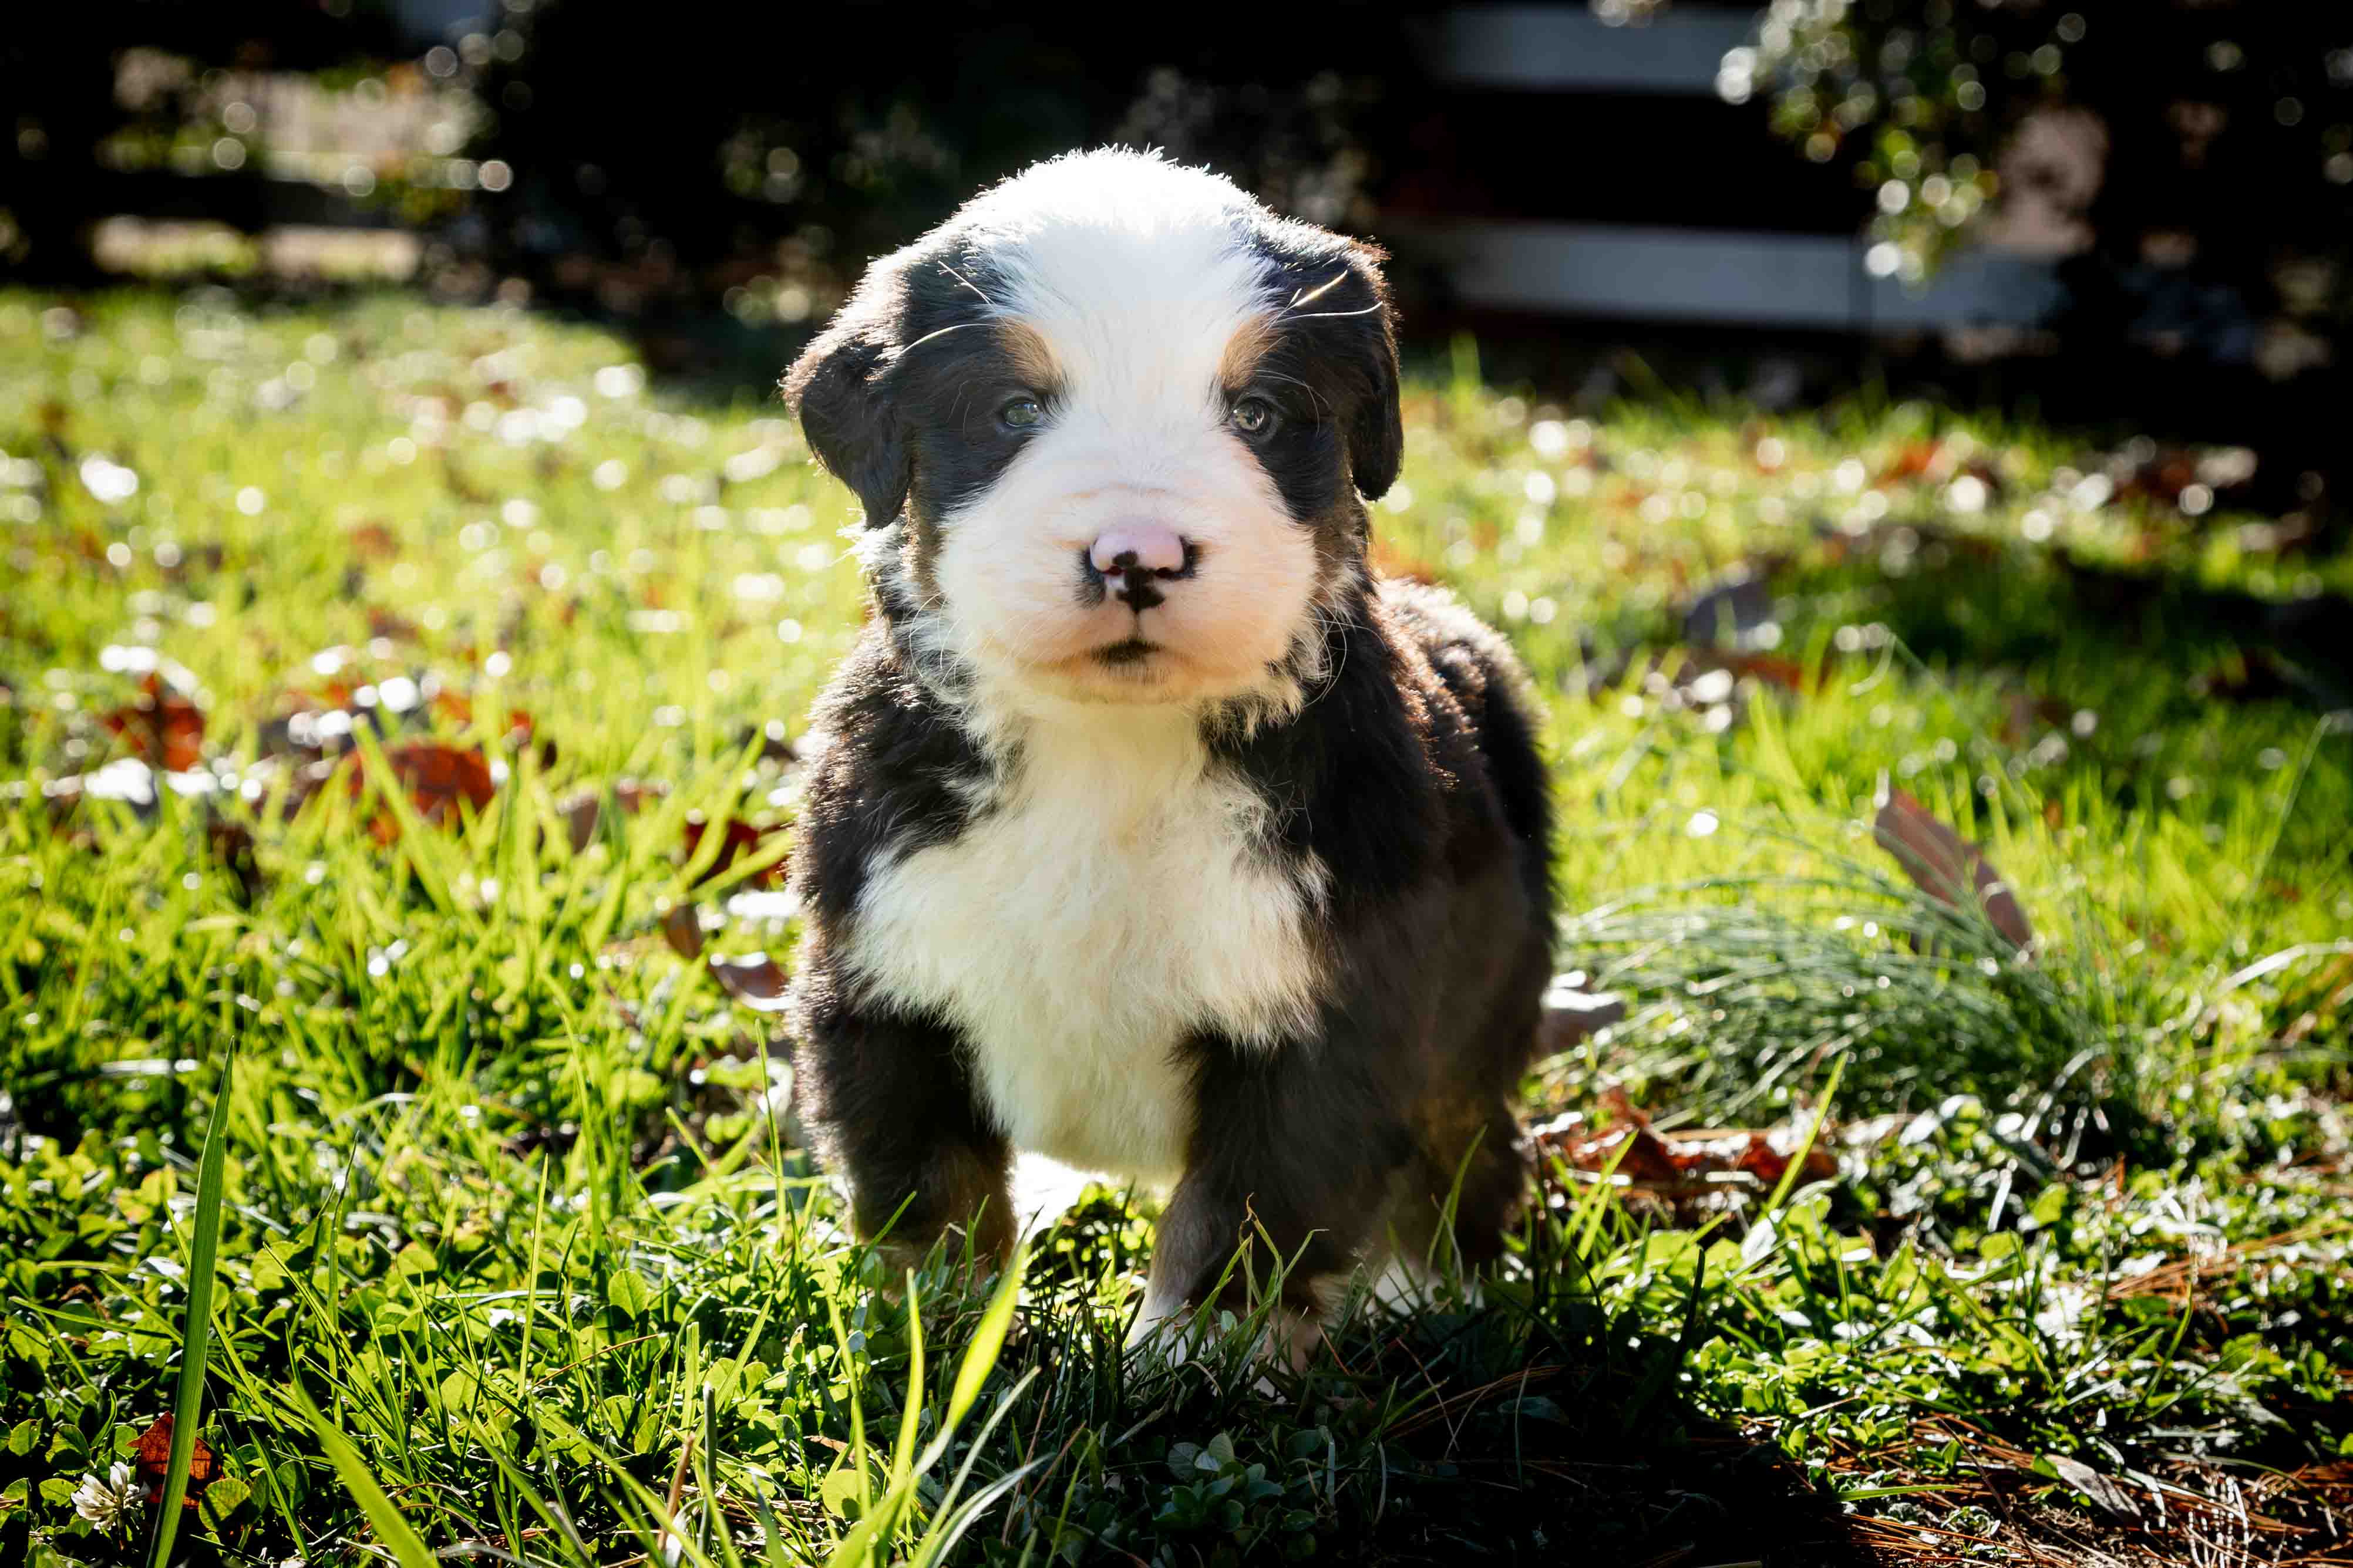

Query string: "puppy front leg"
[[793, 1003, 1012, 1269], [1137, 1031, 1411, 1364]]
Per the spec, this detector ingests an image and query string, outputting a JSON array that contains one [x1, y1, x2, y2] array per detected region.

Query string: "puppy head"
[[785, 148, 1401, 710]]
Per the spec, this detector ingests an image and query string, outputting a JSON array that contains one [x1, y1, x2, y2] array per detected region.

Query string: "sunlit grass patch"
[[1, 288, 2348, 1566]]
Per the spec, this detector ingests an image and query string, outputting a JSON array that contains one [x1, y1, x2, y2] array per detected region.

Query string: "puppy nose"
[[1088, 525, 1189, 578]]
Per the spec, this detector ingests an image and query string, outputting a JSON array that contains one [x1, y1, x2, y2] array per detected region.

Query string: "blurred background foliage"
[[2, 2, 2349, 602], [1731, 1, 2353, 353], [9, 2, 2349, 335]]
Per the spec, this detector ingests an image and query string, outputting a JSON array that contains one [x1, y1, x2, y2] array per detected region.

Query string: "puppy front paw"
[[1125, 1284, 1325, 1395]]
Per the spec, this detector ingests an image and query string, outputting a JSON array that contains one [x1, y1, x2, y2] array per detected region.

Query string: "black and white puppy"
[[782, 149, 1553, 1349]]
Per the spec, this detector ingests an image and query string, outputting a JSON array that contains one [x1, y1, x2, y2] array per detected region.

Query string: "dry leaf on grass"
[[1873, 783, 2035, 954], [708, 951, 792, 1011], [658, 903, 790, 1011], [132, 1414, 218, 1508], [281, 740, 497, 841], [1534, 1087, 1839, 1218], [361, 740, 496, 833], [560, 777, 666, 851], [683, 811, 789, 888], [2044, 1453, 2145, 1520], [102, 673, 205, 772], [660, 902, 705, 961]]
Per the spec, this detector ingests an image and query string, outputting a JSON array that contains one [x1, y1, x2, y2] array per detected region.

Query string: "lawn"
[[2, 287, 2348, 1566]]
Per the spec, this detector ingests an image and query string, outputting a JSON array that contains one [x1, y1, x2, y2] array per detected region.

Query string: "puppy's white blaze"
[[844, 708, 1327, 1187], [927, 150, 1317, 708]]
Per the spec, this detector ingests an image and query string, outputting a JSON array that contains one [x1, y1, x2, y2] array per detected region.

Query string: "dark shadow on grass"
[[1306, 1298, 1872, 1566], [914, 1195, 1877, 1566], [1818, 534, 2353, 712]]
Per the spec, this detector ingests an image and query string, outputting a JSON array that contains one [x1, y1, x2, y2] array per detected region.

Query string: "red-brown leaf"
[[103, 674, 204, 771], [661, 902, 705, 961], [562, 777, 666, 852], [1881, 439, 1943, 483], [346, 520, 402, 561], [1577, 1123, 1687, 1184], [344, 740, 496, 839], [1731, 1132, 1837, 1188], [684, 812, 789, 888], [1873, 786, 2034, 953], [431, 690, 534, 747], [708, 950, 791, 1011], [1721, 650, 1812, 694], [132, 1415, 218, 1505]]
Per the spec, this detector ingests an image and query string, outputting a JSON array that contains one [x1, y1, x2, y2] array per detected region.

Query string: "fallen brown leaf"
[[346, 520, 402, 561], [1873, 785, 2035, 954], [708, 950, 792, 1011], [1370, 538, 1442, 585], [661, 902, 704, 961], [1719, 650, 1811, 694], [561, 777, 666, 852], [684, 812, 789, 888], [132, 1414, 217, 1507], [430, 690, 534, 747], [1727, 1130, 1839, 1189], [1880, 439, 1945, 484], [206, 815, 262, 905], [103, 673, 204, 772], [338, 740, 496, 839], [2045, 1453, 2144, 1520], [1534, 1087, 1840, 1219]]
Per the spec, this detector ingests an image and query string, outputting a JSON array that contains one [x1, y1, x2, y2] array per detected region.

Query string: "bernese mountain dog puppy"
[[783, 148, 1552, 1355]]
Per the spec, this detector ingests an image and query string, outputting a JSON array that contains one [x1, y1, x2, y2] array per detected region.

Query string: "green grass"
[[1, 287, 2348, 1566]]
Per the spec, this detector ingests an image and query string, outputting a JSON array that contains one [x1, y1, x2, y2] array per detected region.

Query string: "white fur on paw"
[[1126, 1297, 1202, 1368], [1368, 1252, 1486, 1314]]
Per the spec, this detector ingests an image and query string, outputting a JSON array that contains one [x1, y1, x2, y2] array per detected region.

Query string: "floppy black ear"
[[1341, 242, 1403, 502], [782, 295, 908, 527]]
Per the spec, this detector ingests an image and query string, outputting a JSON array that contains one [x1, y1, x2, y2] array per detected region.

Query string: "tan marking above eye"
[[1217, 315, 1278, 392], [994, 321, 1061, 391]]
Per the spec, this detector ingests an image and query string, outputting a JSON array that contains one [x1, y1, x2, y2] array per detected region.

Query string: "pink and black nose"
[[1082, 525, 1197, 610]]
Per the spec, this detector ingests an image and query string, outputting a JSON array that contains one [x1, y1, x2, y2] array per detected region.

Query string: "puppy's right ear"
[[783, 289, 908, 527]]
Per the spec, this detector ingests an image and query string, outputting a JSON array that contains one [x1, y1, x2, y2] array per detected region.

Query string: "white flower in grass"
[[72, 1461, 148, 1530]]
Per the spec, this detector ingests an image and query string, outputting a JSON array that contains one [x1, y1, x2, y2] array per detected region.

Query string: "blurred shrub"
[[1, 2, 409, 279], [463, 0, 1418, 313], [1725, 1, 2352, 341]]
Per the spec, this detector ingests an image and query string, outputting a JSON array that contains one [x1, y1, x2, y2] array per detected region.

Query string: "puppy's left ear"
[[783, 284, 908, 527], [1341, 241, 1404, 503]]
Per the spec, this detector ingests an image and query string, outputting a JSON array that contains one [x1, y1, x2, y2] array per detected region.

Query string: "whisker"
[[938, 262, 994, 307], [1284, 271, 1350, 312], [1283, 302, 1386, 322], [900, 320, 989, 356]]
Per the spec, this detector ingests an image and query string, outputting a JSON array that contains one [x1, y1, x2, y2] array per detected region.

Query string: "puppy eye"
[[999, 397, 1046, 431], [1230, 396, 1278, 437]]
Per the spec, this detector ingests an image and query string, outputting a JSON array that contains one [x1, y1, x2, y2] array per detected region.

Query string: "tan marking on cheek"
[[1217, 315, 1278, 391], [996, 321, 1061, 392]]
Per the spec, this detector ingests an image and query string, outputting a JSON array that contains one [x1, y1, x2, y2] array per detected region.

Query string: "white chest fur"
[[841, 709, 1326, 1185]]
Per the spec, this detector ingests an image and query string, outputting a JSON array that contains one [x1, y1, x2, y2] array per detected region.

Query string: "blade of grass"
[[146, 1045, 234, 1568], [292, 1384, 437, 1568], [1759, 1051, 1847, 1220], [921, 1247, 1026, 1472]]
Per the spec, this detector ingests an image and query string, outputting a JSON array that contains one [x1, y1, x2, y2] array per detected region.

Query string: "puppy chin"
[[967, 601, 1292, 709], [1028, 641, 1235, 706]]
